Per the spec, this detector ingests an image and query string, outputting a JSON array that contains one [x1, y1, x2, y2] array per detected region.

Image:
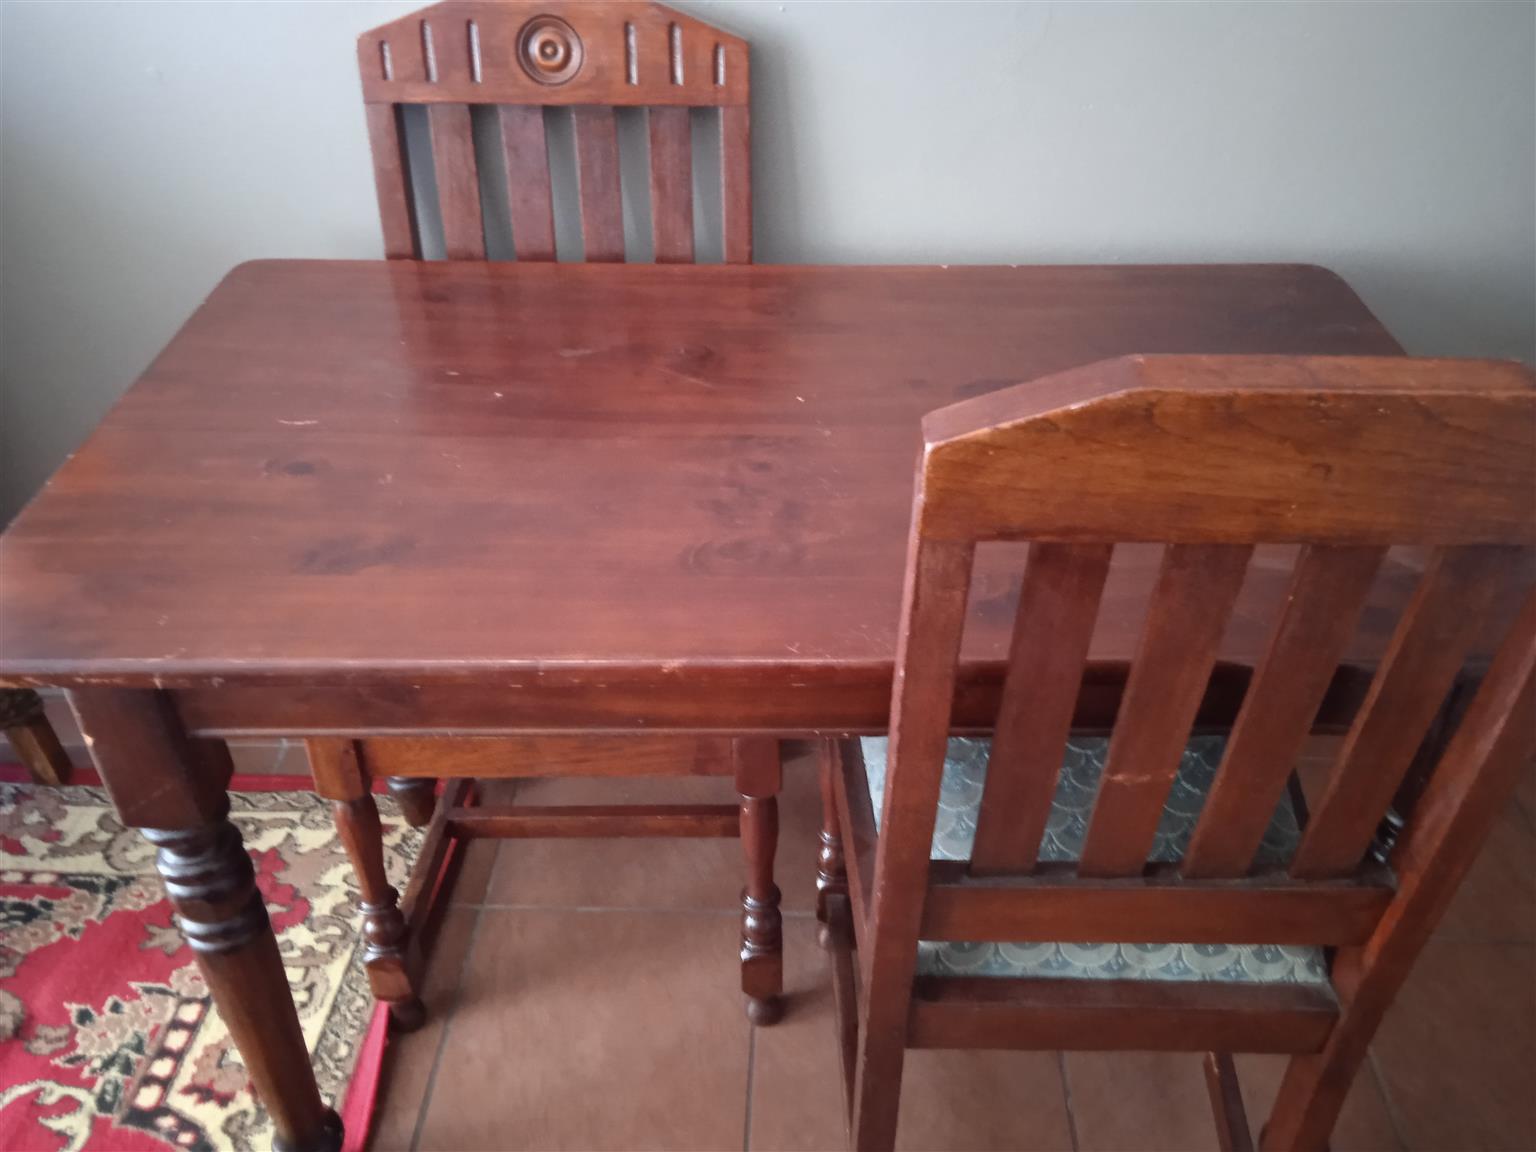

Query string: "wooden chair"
[[309, 0, 781, 1031], [820, 355, 1536, 1150], [1, 688, 73, 785], [358, 0, 749, 263]]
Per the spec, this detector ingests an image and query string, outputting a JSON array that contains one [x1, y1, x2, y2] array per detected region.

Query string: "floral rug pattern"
[[0, 784, 419, 1151]]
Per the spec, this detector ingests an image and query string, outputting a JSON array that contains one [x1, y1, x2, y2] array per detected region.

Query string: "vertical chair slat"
[[648, 106, 695, 264], [1183, 546, 1386, 878], [365, 104, 419, 259], [1078, 544, 1254, 877], [1370, 584, 1536, 937], [1290, 546, 1514, 879], [1264, 584, 1536, 1150], [969, 544, 1114, 875], [852, 536, 974, 1151], [427, 103, 485, 260], [681, 24, 715, 95], [499, 106, 556, 262], [573, 106, 625, 263], [720, 105, 751, 264]]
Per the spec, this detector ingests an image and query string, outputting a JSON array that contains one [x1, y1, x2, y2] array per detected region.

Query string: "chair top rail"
[[358, 1, 749, 107], [917, 355, 1536, 546]]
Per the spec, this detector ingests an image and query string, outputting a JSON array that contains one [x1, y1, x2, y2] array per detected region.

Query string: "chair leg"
[[1260, 1047, 1359, 1151], [308, 740, 424, 1031], [386, 776, 437, 828], [824, 895, 860, 1129], [849, 1024, 905, 1152], [735, 737, 783, 1025], [1205, 1053, 1255, 1152], [2, 688, 73, 786], [816, 741, 848, 949]]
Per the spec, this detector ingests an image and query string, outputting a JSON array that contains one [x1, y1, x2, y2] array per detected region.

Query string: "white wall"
[[3, 1, 1533, 524]]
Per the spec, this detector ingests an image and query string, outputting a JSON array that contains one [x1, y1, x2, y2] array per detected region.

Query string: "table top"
[[0, 259, 1421, 691]]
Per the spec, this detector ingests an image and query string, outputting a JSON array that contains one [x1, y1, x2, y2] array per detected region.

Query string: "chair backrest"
[[358, 1, 750, 263], [867, 354, 1536, 977]]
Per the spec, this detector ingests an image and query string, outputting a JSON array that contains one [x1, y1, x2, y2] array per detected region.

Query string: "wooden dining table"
[[0, 258, 1476, 1151]]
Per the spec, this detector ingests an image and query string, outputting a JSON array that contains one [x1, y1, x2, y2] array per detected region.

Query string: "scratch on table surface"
[[278, 419, 320, 426], [663, 366, 718, 389], [560, 347, 597, 359]]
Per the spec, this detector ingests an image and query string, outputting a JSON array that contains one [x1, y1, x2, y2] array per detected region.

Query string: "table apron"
[[167, 663, 1376, 740]]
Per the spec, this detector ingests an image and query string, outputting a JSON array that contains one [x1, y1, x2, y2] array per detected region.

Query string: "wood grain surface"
[[1, 260, 1446, 700]]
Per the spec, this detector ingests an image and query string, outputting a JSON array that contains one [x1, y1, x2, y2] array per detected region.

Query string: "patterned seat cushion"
[[860, 735, 1329, 985]]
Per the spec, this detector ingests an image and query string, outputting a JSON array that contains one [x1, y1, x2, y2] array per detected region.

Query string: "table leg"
[[70, 689, 342, 1152], [308, 740, 423, 1031], [734, 737, 783, 1025], [1, 686, 73, 785], [386, 776, 437, 828], [815, 741, 848, 950]]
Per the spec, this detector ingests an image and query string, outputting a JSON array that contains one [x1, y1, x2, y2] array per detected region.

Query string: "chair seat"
[[860, 735, 1328, 986]]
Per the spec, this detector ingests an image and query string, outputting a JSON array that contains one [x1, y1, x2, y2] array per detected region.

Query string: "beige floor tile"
[[1235, 1054, 1400, 1151], [448, 837, 499, 907], [369, 905, 481, 1151], [752, 922, 1072, 1152], [1371, 938, 1536, 1150], [414, 908, 750, 1151], [749, 920, 850, 1152], [894, 1049, 1072, 1152], [1434, 799, 1536, 944], [1066, 1052, 1219, 1152], [486, 755, 823, 913], [1514, 760, 1536, 833]]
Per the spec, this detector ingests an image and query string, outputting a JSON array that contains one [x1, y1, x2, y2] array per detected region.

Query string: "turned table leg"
[[815, 741, 848, 950], [308, 740, 423, 1030], [386, 776, 437, 828], [734, 737, 784, 1025], [1, 687, 73, 785], [70, 689, 341, 1152]]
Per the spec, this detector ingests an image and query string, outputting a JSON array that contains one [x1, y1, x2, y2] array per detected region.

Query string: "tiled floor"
[[32, 698, 1536, 1150]]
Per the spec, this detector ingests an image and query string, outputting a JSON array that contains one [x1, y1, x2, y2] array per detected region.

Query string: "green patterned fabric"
[[860, 735, 1329, 985]]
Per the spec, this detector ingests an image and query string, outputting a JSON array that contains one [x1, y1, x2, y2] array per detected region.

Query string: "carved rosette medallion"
[[518, 15, 583, 85]]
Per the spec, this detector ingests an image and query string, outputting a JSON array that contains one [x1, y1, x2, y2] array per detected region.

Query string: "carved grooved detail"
[[330, 797, 408, 964], [740, 794, 782, 961], [358, 895, 409, 963], [144, 822, 270, 955], [816, 828, 846, 911], [741, 889, 783, 958], [815, 744, 848, 946]]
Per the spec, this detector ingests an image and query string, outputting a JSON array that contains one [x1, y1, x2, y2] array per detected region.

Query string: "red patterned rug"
[[0, 779, 421, 1151]]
